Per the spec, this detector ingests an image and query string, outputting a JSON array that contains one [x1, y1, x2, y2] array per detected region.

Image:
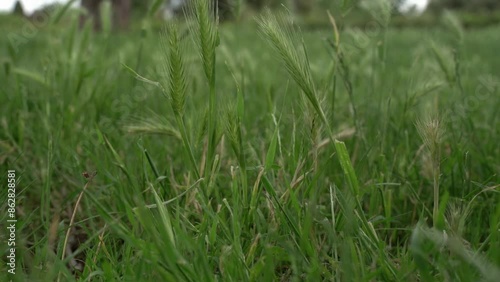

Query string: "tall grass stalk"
[[224, 100, 248, 203], [187, 0, 219, 185], [161, 25, 200, 180], [257, 11, 330, 134], [416, 117, 444, 228]]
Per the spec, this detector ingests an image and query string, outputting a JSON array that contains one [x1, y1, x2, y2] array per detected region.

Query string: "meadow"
[[0, 2, 499, 281]]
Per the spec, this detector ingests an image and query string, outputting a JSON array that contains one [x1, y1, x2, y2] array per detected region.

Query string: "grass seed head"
[[162, 24, 187, 116], [416, 116, 444, 154], [187, 0, 219, 84]]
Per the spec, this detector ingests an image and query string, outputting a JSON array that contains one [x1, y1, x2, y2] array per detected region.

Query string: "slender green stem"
[[433, 150, 441, 228], [175, 114, 200, 180], [205, 61, 217, 189]]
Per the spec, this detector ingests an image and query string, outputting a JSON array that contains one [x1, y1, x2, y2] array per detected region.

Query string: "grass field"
[[1, 2, 499, 281]]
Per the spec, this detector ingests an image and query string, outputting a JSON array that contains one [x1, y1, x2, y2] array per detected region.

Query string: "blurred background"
[[1, 0, 500, 30]]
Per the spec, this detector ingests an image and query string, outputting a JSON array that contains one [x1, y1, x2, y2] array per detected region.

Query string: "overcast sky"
[[400, 0, 429, 13], [0, 0, 72, 14], [0, 0, 430, 15]]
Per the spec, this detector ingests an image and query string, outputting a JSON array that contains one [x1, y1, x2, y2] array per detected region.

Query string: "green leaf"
[[148, 0, 164, 17], [334, 140, 360, 198], [12, 67, 49, 87], [237, 89, 244, 121], [51, 0, 77, 25], [265, 125, 279, 171], [150, 184, 176, 248]]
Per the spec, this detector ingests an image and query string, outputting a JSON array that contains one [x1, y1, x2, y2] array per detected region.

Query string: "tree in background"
[[247, 0, 282, 10], [463, 0, 499, 11], [80, 0, 131, 31], [215, 0, 233, 20], [428, 0, 500, 11], [293, 0, 315, 15], [428, 0, 465, 9], [113, 0, 131, 29], [12, 0, 25, 17], [132, 0, 235, 21]]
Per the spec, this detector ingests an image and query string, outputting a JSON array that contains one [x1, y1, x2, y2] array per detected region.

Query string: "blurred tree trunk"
[[428, 0, 465, 10], [247, 0, 281, 10], [111, 0, 131, 30], [215, 0, 232, 20], [247, 0, 264, 10], [80, 0, 131, 31], [293, 0, 314, 15], [80, 0, 101, 31]]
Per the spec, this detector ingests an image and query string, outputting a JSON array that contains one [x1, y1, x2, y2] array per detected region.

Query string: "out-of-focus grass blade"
[[102, 134, 132, 183], [341, 0, 357, 12], [409, 223, 434, 281], [265, 125, 279, 171], [410, 223, 500, 281], [148, 0, 164, 17], [150, 183, 176, 248], [237, 89, 244, 121], [430, 43, 454, 84], [51, 0, 77, 25], [133, 178, 203, 211], [261, 176, 300, 239], [12, 67, 49, 87], [122, 63, 165, 91], [334, 140, 360, 197], [144, 149, 161, 180], [103, 135, 125, 168], [327, 10, 340, 50]]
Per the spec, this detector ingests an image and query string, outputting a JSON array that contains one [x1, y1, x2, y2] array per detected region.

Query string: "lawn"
[[0, 3, 499, 281]]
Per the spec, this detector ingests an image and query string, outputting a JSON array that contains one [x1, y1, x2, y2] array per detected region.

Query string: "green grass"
[[0, 4, 499, 281]]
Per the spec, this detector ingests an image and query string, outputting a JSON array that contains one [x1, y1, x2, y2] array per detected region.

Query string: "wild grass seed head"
[[161, 24, 187, 116], [186, 0, 219, 84], [257, 11, 327, 127], [415, 116, 444, 155]]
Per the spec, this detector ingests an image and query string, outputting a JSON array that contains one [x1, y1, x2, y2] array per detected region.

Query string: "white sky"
[[0, 0, 430, 15], [0, 0, 72, 14], [400, 0, 429, 13]]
